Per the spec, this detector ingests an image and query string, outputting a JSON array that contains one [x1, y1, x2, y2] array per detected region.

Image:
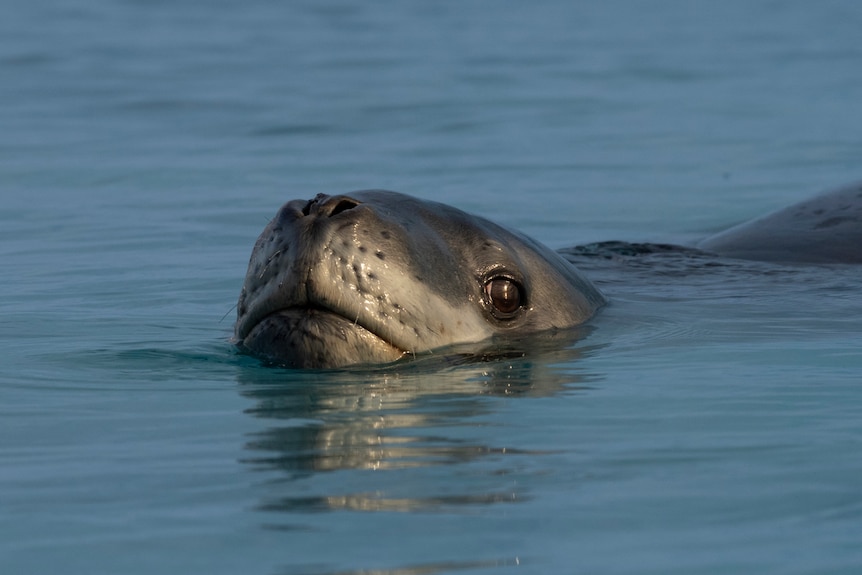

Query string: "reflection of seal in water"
[[234, 190, 606, 368], [235, 182, 862, 368]]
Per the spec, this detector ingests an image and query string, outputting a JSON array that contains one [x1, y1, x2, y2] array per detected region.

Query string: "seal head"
[[235, 190, 605, 368]]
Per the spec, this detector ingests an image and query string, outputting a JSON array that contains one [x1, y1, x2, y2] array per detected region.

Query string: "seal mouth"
[[238, 305, 408, 368]]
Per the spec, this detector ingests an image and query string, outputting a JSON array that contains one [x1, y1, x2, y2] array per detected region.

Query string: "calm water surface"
[[2, 1, 862, 573]]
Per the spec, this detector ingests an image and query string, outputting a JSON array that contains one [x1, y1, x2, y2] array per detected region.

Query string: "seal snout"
[[301, 194, 362, 218]]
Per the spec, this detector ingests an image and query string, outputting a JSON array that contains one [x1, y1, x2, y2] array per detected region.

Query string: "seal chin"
[[238, 308, 407, 369]]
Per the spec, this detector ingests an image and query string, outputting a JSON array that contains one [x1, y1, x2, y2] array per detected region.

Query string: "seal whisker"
[[257, 250, 282, 279], [220, 304, 237, 323]]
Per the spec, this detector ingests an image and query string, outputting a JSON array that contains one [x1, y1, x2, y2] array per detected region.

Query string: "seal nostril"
[[299, 194, 361, 218], [329, 198, 360, 217], [301, 201, 313, 216]]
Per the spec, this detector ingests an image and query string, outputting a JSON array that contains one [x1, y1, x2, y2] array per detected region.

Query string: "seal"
[[235, 182, 862, 368], [234, 190, 606, 368], [698, 180, 862, 263]]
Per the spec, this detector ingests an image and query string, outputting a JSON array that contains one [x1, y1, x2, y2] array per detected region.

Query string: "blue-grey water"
[[2, 1, 862, 573]]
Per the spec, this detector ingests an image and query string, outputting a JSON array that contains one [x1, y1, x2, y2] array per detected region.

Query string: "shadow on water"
[[235, 329, 602, 518]]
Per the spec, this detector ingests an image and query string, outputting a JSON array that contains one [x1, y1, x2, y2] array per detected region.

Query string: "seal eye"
[[484, 277, 523, 316]]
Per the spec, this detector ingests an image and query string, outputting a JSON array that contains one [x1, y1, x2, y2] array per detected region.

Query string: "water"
[[2, 0, 862, 573]]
